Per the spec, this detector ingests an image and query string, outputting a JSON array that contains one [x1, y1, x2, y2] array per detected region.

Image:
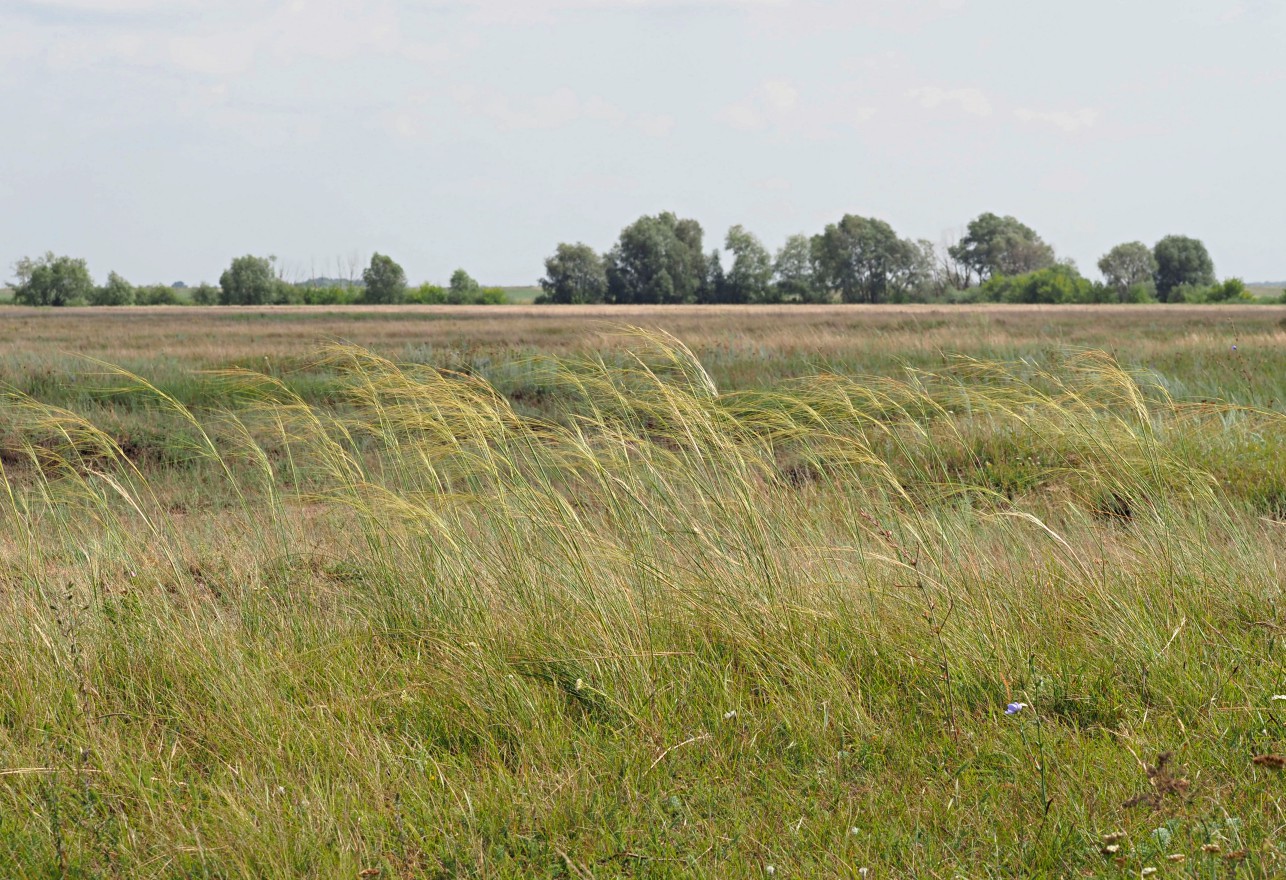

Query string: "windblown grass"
[[0, 331, 1283, 877]]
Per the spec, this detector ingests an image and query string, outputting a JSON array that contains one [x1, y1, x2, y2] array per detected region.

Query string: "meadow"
[[0, 303, 1284, 878]]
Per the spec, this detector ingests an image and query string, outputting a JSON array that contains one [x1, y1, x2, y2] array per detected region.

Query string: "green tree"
[[539, 242, 607, 304], [1152, 235, 1214, 302], [773, 234, 825, 303], [812, 215, 922, 304], [448, 269, 482, 304], [12, 253, 94, 306], [190, 283, 220, 305], [362, 253, 407, 304], [697, 250, 728, 304], [90, 271, 135, 306], [724, 225, 775, 304], [948, 213, 1056, 283], [604, 212, 705, 304], [1097, 242, 1158, 302], [219, 255, 277, 305]]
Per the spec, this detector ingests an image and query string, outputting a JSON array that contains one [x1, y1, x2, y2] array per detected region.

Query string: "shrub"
[[190, 283, 220, 305], [406, 284, 448, 304], [90, 271, 135, 306], [135, 284, 181, 306]]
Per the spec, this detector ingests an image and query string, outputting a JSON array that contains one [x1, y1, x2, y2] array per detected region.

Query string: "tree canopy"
[[362, 253, 407, 304], [605, 212, 706, 304], [89, 271, 135, 306], [12, 253, 94, 306], [724, 225, 775, 304], [811, 215, 925, 304], [948, 213, 1056, 284], [1152, 235, 1215, 301], [539, 243, 607, 304], [1097, 242, 1158, 302], [219, 255, 277, 305]]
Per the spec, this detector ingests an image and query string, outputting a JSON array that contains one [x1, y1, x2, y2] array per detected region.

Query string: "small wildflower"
[[850, 827, 860, 836], [765, 866, 775, 876], [275, 785, 286, 795], [723, 710, 737, 720], [1102, 844, 1121, 855], [1005, 702, 1027, 715], [1231, 345, 1238, 352], [1167, 854, 1186, 863], [1102, 831, 1127, 844], [574, 678, 584, 691], [858, 870, 869, 878], [1142, 868, 1157, 877]]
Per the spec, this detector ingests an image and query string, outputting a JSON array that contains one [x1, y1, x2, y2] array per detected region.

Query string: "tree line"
[[538, 212, 1281, 305], [5, 253, 508, 307], [8, 214, 1283, 308]]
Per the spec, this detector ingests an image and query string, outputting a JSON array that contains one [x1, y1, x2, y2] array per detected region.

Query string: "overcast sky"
[[2, 0, 1284, 286]]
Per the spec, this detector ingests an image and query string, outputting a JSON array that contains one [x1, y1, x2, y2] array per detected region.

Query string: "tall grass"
[[0, 332, 1282, 877]]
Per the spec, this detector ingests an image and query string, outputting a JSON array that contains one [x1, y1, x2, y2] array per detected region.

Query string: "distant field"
[[0, 303, 1283, 876]]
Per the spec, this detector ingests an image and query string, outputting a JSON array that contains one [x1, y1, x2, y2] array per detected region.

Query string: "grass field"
[[0, 304, 1284, 877]]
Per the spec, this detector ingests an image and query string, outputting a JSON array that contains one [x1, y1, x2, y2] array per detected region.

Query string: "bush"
[[271, 280, 302, 305], [406, 284, 448, 305], [301, 286, 359, 305], [190, 283, 220, 305], [1205, 278, 1252, 303], [135, 284, 181, 306], [479, 287, 508, 305], [975, 265, 1095, 304], [90, 271, 135, 306]]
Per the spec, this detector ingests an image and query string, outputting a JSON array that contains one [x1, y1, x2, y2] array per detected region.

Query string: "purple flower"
[[1005, 702, 1027, 715], [1231, 345, 1238, 352]]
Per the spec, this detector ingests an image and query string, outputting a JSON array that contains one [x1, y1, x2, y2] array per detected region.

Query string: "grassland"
[[0, 304, 1284, 878]]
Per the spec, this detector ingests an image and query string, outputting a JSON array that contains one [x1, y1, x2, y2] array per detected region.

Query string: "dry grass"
[[0, 310, 1283, 876]]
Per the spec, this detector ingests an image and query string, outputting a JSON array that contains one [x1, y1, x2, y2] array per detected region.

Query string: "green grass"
[[0, 330, 1283, 877]]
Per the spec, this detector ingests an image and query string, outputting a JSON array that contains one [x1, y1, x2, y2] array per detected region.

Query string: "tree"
[[448, 269, 482, 304], [811, 214, 922, 304], [190, 283, 220, 305], [773, 234, 825, 303], [362, 253, 407, 304], [697, 250, 727, 304], [1152, 235, 1214, 302], [1097, 242, 1158, 302], [539, 242, 607, 304], [947, 213, 1056, 283], [604, 212, 705, 304], [724, 225, 775, 303], [90, 271, 135, 306], [12, 253, 94, 306], [219, 255, 276, 305]]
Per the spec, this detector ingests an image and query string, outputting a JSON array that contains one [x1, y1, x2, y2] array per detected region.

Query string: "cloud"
[[716, 79, 800, 132], [907, 86, 992, 117], [450, 85, 671, 136], [1015, 107, 1099, 132], [718, 78, 876, 139]]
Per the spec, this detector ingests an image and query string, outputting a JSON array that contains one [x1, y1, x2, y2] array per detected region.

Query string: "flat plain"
[[1, 303, 1284, 877]]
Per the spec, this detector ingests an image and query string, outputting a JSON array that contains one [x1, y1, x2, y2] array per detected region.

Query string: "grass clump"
[[0, 330, 1282, 877]]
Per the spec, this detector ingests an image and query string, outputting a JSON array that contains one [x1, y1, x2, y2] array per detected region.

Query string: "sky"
[[1, 0, 1284, 287]]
